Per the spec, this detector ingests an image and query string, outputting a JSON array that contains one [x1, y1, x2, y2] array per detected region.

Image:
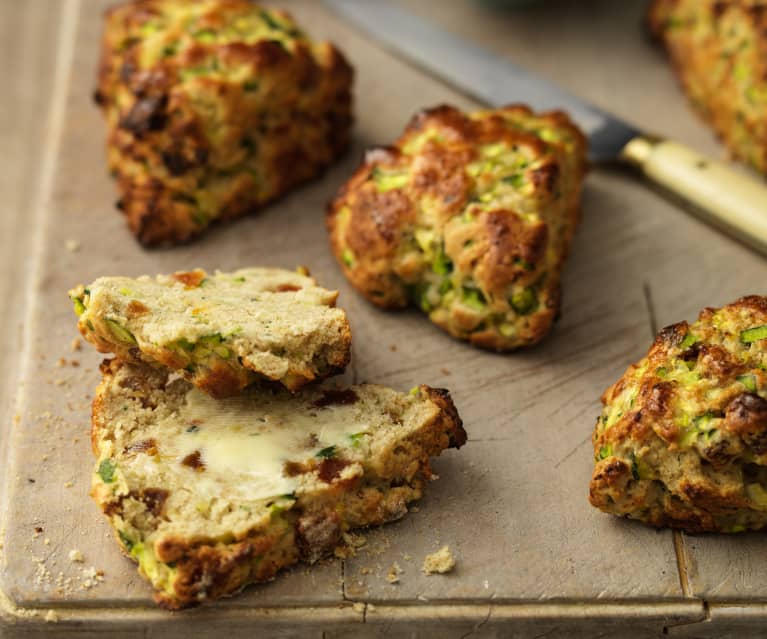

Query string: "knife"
[[325, 0, 767, 256]]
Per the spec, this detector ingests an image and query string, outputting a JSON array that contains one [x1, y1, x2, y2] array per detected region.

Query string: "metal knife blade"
[[324, 0, 638, 163]]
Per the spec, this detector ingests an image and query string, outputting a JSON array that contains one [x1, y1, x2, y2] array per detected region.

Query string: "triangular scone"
[[69, 267, 351, 397], [590, 296, 767, 533], [91, 359, 466, 609]]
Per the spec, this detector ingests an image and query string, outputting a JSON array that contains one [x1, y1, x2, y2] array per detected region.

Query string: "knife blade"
[[325, 0, 767, 256]]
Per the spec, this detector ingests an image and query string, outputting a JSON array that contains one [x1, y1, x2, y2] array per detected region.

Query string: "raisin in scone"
[[648, 0, 767, 173], [91, 358, 466, 608], [95, 0, 353, 244], [327, 104, 587, 351], [590, 296, 767, 532], [69, 267, 351, 397]]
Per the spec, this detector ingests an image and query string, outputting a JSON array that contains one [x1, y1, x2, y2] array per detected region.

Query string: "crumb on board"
[[80, 566, 105, 589], [422, 545, 456, 575], [440, 367, 451, 375], [65, 239, 80, 253], [70, 338, 82, 352], [386, 562, 402, 584], [389, 344, 397, 352], [335, 531, 368, 558], [352, 602, 365, 614], [344, 531, 366, 549], [68, 549, 84, 563], [44, 610, 59, 623], [64, 481, 73, 488]]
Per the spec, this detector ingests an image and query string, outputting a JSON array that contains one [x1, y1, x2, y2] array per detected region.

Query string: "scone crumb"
[[386, 562, 402, 584], [422, 546, 456, 575], [352, 602, 365, 614], [344, 531, 367, 548], [70, 338, 82, 352], [64, 481, 74, 488], [65, 239, 81, 253], [336, 531, 368, 558], [44, 610, 59, 623], [68, 549, 84, 563]]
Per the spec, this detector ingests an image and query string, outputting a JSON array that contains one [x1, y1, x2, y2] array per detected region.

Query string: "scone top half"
[[591, 296, 767, 533], [69, 267, 351, 397], [91, 358, 466, 608], [327, 104, 587, 351], [95, 0, 353, 244]]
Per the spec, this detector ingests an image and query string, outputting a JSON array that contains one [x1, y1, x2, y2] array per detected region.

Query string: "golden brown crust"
[[590, 295, 767, 533], [327, 104, 587, 350], [96, 0, 353, 245], [648, 0, 767, 173]]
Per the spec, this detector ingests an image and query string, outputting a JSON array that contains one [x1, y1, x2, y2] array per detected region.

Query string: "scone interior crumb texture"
[[95, 0, 353, 245], [69, 267, 351, 397], [327, 104, 587, 351], [590, 295, 767, 533], [91, 358, 466, 608], [648, 0, 767, 174]]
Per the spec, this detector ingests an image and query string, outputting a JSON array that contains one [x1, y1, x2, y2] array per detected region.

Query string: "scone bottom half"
[[95, 0, 353, 245], [69, 267, 351, 397], [327, 104, 587, 352], [91, 358, 466, 609], [590, 295, 767, 533]]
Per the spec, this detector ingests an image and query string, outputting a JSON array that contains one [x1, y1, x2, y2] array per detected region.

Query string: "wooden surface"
[[2, 1, 767, 637]]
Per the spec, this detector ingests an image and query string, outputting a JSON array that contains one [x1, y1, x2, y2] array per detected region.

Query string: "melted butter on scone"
[[160, 388, 368, 501]]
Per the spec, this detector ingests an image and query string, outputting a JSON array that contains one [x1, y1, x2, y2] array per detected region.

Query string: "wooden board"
[[2, 0, 767, 636]]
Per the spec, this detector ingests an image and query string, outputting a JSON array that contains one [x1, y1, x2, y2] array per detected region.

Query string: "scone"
[[94, 0, 353, 245], [69, 267, 351, 397], [590, 296, 767, 533], [327, 104, 587, 351], [91, 358, 466, 608], [648, 0, 767, 173]]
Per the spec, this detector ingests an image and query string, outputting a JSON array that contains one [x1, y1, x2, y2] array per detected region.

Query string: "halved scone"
[[590, 296, 767, 533], [91, 358, 466, 608], [69, 267, 351, 396]]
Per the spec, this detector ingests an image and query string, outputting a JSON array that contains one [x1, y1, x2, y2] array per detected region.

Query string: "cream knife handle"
[[620, 135, 767, 256]]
